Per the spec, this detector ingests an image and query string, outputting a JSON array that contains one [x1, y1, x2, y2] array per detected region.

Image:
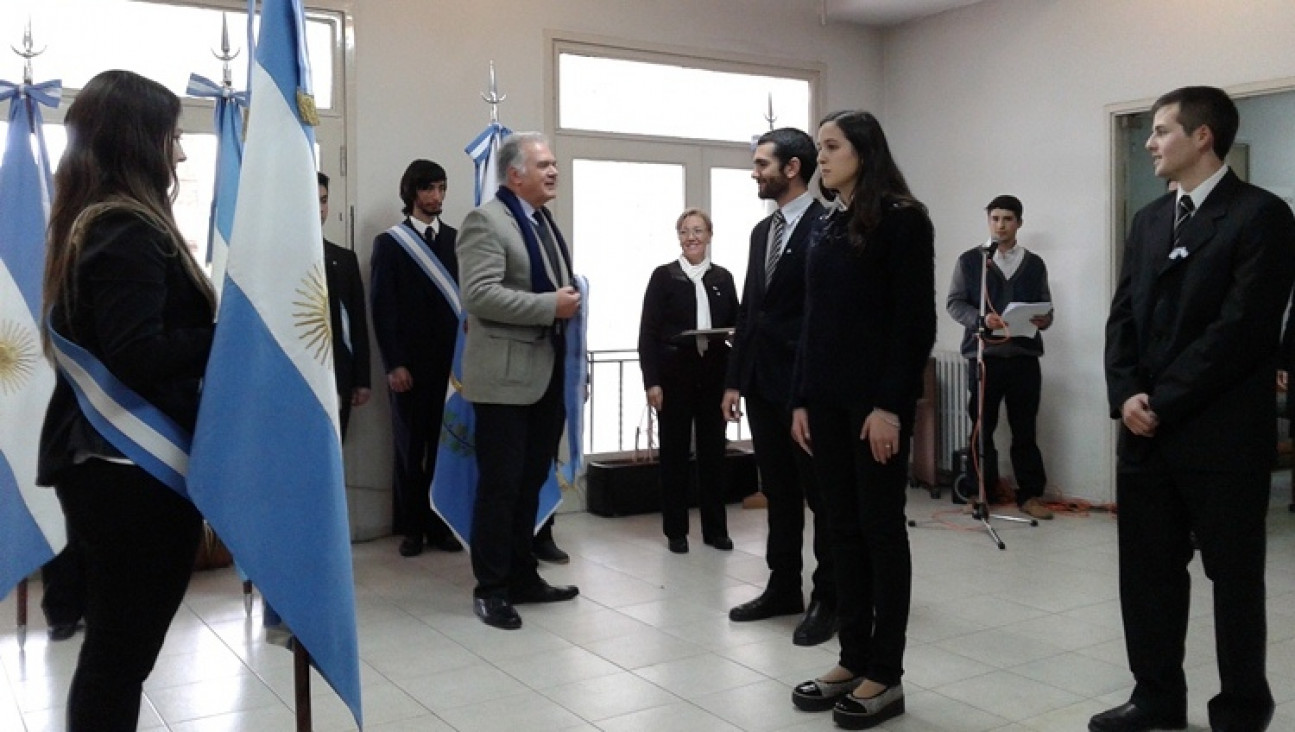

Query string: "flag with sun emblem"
[[186, 0, 360, 726], [0, 78, 64, 599]]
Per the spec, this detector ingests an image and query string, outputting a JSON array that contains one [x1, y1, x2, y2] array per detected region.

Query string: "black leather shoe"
[[398, 536, 423, 557], [793, 600, 838, 646], [474, 597, 522, 630], [704, 535, 733, 551], [729, 591, 804, 622], [1089, 702, 1187, 732], [510, 581, 579, 605], [668, 537, 689, 553], [48, 622, 82, 642], [533, 538, 570, 564], [430, 534, 463, 553], [792, 674, 862, 712]]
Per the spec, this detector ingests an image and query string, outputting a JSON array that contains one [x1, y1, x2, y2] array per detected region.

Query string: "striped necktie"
[[765, 210, 786, 286], [1173, 195, 1194, 249]]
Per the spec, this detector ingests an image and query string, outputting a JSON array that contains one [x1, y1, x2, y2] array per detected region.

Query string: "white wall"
[[883, 0, 1295, 502], [340, 0, 886, 536]]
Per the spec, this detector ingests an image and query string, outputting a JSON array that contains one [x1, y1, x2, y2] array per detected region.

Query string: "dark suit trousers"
[[55, 460, 203, 732], [745, 393, 834, 605], [389, 380, 452, 541], [470, 356, 566, 599], [657, 350, 729, 541], [1116, 463, 1273, 724], [967, 356, 1047, 502], [41, 520, 85, 627], [808, 402, 911, 686]]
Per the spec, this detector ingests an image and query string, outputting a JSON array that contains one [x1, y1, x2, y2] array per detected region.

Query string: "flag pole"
[[9, 16, 48, 651], [294, 641, 312, 732]]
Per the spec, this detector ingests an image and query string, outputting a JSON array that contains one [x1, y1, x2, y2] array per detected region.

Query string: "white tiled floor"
[[4, 477, 1295, 731]]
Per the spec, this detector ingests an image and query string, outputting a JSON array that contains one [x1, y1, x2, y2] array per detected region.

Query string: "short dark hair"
[[985, 194, 1022, 219], [756, 127, 816, 184], [317, 171, 330, 190], [1151, 86, 1239, 160], [399, 159, 447, 215]]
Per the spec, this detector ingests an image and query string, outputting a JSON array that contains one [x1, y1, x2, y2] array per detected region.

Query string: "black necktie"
[[765, 210, 786, 286], [1173, 196, 1194, 250], [532, 211, 564, 285]]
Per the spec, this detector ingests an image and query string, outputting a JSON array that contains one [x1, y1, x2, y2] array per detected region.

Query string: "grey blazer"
[[456, 197, 567, 405]]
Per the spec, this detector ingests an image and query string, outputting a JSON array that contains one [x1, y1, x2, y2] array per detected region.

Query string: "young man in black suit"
[[1098, 86, 1295, 732], [317, 172, 370, 438], [722, 128, 836, 646], [370, 160, 462, 557]]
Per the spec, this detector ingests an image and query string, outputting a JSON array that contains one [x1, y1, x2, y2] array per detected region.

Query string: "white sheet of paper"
[[994, 302, 1051, 339]]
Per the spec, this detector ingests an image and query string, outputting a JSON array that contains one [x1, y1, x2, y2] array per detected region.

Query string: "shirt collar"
[[1178, 163, 1229, 213]]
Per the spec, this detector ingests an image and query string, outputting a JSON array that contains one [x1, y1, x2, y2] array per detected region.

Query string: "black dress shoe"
[[429, 534, 464, 552], [510, 581, 579, 604], [704, 535, 733, 551], [398, 536, 423, 557], [474, 597, 522, 630], [533, 538, 570, 564], [834, 683, 905, 729], [793, 600, 838, 646], [668, 537, 689, 553], [729, 591, 804, 622], [48, 622, 82, 642], [1089, 701, 1186, 732]]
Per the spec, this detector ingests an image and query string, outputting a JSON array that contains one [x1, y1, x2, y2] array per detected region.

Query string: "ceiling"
[[824, 0, 988, 27]]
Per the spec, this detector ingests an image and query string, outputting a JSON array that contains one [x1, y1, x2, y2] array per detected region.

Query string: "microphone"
[[986, 237, 1000, 255]]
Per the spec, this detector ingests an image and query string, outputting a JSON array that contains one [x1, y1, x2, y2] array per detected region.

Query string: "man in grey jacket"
[[458, 132, 581, 630]]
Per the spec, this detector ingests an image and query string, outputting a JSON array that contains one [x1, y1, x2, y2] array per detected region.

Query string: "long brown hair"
[[42, 69, 215, 355], [816, 110, 926, 249]]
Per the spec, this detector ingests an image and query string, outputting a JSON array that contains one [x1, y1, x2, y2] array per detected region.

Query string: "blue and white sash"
[[383, 223, 461, 316], [47, 325, 191, 498]]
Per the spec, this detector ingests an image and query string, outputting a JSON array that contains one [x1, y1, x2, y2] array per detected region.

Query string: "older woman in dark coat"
[[638, 208, 739, 554]]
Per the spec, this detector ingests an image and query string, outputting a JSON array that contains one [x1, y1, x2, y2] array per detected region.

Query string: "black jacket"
[[324, 239, 370, 396], [637, 260, 739, 389], [793, 204, 937, 423], [369, 218, 459, 380], [39, 210, 214, 485], [726, 200, 824, 406]]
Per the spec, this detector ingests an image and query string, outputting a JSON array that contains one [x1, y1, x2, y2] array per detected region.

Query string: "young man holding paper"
[[946, 195, 1055, 520]]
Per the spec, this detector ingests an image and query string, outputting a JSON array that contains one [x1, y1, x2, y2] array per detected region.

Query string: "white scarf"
[[679, 255, 712, 355]]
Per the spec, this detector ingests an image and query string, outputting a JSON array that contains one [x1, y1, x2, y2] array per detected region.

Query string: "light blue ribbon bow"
[[0, 79, 62, 108]]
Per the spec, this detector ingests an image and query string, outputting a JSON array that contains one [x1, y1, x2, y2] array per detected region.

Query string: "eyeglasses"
[[677, 227, 709, 238]]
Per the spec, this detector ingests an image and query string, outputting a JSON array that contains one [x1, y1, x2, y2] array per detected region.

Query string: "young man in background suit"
[[317, 172, 370, 438], [370, 160, 462, 557]]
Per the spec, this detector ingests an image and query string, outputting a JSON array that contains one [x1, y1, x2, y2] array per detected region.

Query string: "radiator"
[[934, 350, 970, 475]]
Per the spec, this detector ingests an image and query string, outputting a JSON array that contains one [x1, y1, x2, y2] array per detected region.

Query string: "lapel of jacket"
[[1157, 171, 1238, 278]]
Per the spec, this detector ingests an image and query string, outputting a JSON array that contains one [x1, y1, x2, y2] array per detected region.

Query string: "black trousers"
[[966, 356, 1047, 502], [55, 460, 203, 732], [41, 520, 85, 627], [1116, 463, 1273, 727], [745, 392, 834, 605], [470, 356, 566, 599], [388, 374, 453, 541], [656, 351, 728, 542], [808, 402, 911, 686]]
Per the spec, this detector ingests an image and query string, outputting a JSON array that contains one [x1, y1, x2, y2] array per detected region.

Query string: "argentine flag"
[[0, 78, 64, 598], [186, 0, 360, 726], [465, 121, 511, 206], [184, 73, 246, 288]]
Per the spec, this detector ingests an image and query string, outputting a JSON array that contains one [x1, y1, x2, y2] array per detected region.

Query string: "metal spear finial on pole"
[[764, 92, 778, 131], [480, 60, 506, 124], [211, 13, 241, 88], [11, 18, 46, 85]]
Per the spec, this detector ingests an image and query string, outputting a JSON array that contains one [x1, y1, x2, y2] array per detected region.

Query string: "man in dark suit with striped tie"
[[723, 128, 836, 646], [370, 160, 462, 557], [1098, 86, 1295, 732]]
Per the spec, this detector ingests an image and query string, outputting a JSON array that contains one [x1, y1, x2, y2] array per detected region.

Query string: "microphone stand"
[[963, 240, 1036, 549]]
